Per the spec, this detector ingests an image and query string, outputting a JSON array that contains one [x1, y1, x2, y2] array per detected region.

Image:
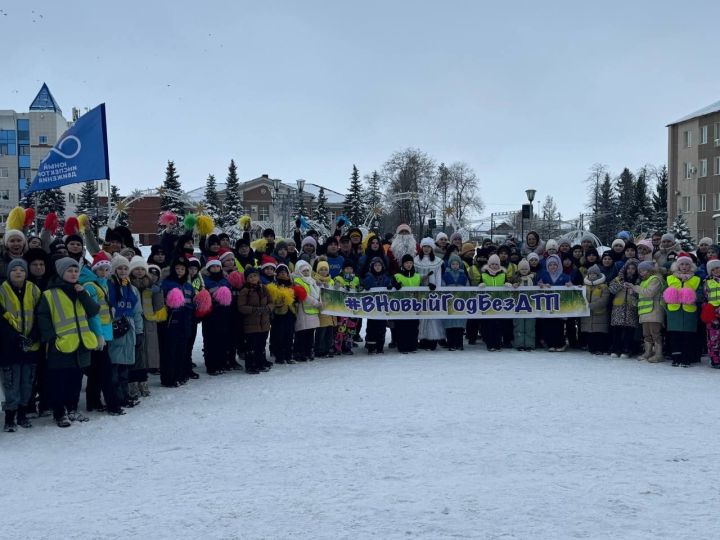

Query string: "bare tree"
[[382, 148, 437, 233], [585, 163, 608, 215], [447, 161, 484, 225]]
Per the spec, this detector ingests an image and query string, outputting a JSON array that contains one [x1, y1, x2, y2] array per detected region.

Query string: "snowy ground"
[[3, 338, 720, 540]]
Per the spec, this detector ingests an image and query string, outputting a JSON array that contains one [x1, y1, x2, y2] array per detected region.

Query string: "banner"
[[320, 286, 589, 320], [27, 103, 109, 193]]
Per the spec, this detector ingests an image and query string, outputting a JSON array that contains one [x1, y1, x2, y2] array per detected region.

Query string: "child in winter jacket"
[[313, 259, 336, 358], [202, 259, 233, 375], [633, 260, 665, 362], [701, 258, 720, 368], [393, 254, 421, 353], [466, 249, 487, 345], [442, 254, 467, 351], [664, 254, 701, 367], [362, 257, 392, 354], [537, 254, 572, 351], [479, 254, 507, 352], [510, 259, 537, 350], [334, 260, 360, 355], [267, 264, 297, 364], [607, 258, 640, 358], [237, 266, 272, 374], [160, 258, 195, 387], [580, 264, 610, 355], [293, 260, 322, 361]]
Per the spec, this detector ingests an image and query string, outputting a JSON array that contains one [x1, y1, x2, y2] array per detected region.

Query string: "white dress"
[[414, 255, 446, 340]]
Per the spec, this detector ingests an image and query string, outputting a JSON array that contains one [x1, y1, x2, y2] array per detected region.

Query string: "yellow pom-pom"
[[6, 207, 25, 232], [250, 238, 267, 252], [77, 214, 90, 233], [238, 215, 252, 230], [196, 215, 215, 236], [267, 283, 295, 307]]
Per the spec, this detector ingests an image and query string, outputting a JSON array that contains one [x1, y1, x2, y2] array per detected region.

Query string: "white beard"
[[391, 235, 417, 260]]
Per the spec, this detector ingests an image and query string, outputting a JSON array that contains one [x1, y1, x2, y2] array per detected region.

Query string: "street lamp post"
[[523, 189, 536, 247], [296, 178, 306, 218]]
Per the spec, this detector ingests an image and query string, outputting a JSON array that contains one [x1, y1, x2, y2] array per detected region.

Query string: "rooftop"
[[667, 99, 720, 126], [185, 177, 345, 204], [29, 83, 62, 114]]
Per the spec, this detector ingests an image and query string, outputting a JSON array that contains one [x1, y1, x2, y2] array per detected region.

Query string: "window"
[[19, 155, 30, 168], [701, 125, 708, 144], [717, 226, 720, 244], [684, 162, 693, 179], [250, 205, 258, 217], [16, 119, 29, 144], [715, 123, 720, 144], [714, 193, 720, 211], [682, 196, 691, 213], [0, 190, 8, 200], [38, 135, 48, 145], [258, 205, 270, 221], [19, 168, 31, 180], [700, 158, 708, 177], [19, 145, 30, 156], [684, 130, 692, 147], [700, 194, 707, 212], [715, 156, 720, 176], [68, 193, 75, 203], [0, 167, 7, 178]]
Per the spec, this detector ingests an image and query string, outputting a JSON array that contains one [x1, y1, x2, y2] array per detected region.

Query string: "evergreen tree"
[[363, 170, 383, 227], [651, 165, 669, 233], [37, 188, 66, 219], [632, 168, 653, 233], [76, 181, 99, 216], [343, 165, 366, 225], [313, 186, 330, 229], [671, 213, 695, 251], [19, 177, 36, 209], [220, 159, 243, 228], [615, 167, 635, 231], [539, 195, 561, 239], [160, 160, 184, 214], [109, 185, 128, 227], [110, 184, 121, 204], [203, 173, 221, 221], [590, 173, 617, 244]]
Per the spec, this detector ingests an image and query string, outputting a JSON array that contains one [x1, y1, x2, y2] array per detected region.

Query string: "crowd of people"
[[1, 207, 718, 434]]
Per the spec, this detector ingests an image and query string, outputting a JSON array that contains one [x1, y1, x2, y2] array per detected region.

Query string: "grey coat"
[[580, 276, 610, 333], [108, 284, 144, 366]]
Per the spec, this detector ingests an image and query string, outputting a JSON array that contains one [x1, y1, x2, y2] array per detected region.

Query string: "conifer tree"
[[313, 186, 330, 229], [651, 165, 669, 233], [220, 159, 243, 228], [632, 168, 653, 233], [160, 160, 184, 214], [671, 213, 695, 251], [343, 165, 366, 225], [591, 172, 617, 244], [76, 181, 99, 216], [37, 188, 66, 219], [203, 174, 221, 221], [363, 170, 382, 223], [110, 185, 128, 227], [615, 167, 635, 231], [19, 177, 36, 209]]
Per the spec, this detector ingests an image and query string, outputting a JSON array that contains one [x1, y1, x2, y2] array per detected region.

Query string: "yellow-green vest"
[[85, 281, 112, 325], [42, 288, 98, 353], [481, 271, 506, 287], [293, 278, 319, 315], [666, 275, 700, 313], [335, 275, 359, 289], [0, 281, 41, 351], [394, 273, 421, 287], [638, 275, 661, 315], [468, 266, 482, 286], [706, 279, 720, 307]]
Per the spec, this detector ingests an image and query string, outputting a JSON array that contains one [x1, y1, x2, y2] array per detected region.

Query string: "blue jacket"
[[362, 272, 392, 289], [79, 266, 112, 341], [325, 253, 345, 278], [537, 270, 571, 286], [442, 269, 468, 286]]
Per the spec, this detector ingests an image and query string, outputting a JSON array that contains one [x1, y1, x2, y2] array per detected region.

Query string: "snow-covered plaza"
[[3, 345, 720, 539]]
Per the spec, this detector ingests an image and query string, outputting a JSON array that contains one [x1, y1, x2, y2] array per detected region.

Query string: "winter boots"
[[640, 342, 653, 360], [648, 342, 664, 363], [4, 410, 17, 432], [139, 382, 151, 397]]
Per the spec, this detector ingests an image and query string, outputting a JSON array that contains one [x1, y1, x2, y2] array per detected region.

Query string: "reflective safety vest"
[[638, 275, 661, 315], [394, 273, 421, 287], [85, 281, 112, 325], [335, 275, 359, 290], [0, 281, 41, 351], [468, 266, 482, 286], [706, 279, 720, 307], [43, 288, 98, 353], [293, 278, 319, 315], [481, 272, 506, 287], [666, 275, 700, 313]]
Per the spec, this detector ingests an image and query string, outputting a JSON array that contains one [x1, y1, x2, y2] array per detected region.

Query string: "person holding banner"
[[478, 254, 507, 352], [442, 254, 468, 351], [392, 254, 421, 354], [415, 238, 444, 351], [538, 254, 573, 352], [362, 257, 393, 354], [293, 260, 322, 362]]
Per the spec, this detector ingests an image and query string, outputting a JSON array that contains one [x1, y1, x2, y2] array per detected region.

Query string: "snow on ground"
[[3, 339, 720, 540]]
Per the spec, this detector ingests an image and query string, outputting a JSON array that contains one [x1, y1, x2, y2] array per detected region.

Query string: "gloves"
[[96, 336, 106, 351], [135, 334, 144, 348], [428, 283, 436, 291], [387, 283, 394, 290], [345, 285, 351, 291], [394, 280, 402, 290]]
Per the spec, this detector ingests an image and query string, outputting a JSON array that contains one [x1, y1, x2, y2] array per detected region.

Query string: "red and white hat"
[[91, 251, 112, 271]]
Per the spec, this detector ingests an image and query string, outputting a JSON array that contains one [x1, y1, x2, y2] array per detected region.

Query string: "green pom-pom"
[[183, 213, 197, 231]]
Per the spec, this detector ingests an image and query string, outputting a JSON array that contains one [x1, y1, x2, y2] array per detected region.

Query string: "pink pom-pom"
[[158, 211, 178, 227], [194, 289, 212, 318], [166, 288, 185, 309], [213, 286, 232, 306], [679, 287, 696, 305], [663, 287, 680, 304], [227, 270, 244, 290]]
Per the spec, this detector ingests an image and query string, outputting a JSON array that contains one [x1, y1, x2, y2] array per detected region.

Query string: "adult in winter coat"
[[160, 258, 195, 387], [37, 257, 100, 427], [0, 259, 41, 432], [0, 230, 28, 282], [202, 259, 233, 375], [237, 266, 272, 374], [358, 235, 389, 278], [414, 238, 445, 350], [664, 254, 701, 367], [362, 257, 393, 354], [441, 254, 467, 351], [537, 254, 572, 351], [510, 259, 538, 350], [607, 258, 640, 357], [654, 234, 681, 269], [293, 260, 321, 361], [520, 230, 545, 258], [633, 260, 665, 362], [580, 264, 610, 355]]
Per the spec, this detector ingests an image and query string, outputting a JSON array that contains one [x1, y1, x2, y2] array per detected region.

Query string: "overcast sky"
[[3, 0, 719, 221]]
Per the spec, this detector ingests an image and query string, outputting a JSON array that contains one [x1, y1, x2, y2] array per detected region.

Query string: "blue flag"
[[26, 103, 109, 193]]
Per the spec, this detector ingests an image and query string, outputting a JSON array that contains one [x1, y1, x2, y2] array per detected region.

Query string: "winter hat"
[[342, 258, 355, 270], [3, 229, 26, 247], [545, 254, 561, 268], [187, 257, 201, 269], [369, 257, 385, 270], [301, 236, 317, 249], [276, 263, 290, 276], [676, 254, 693, 266], [207, 234, 220, 247], [638, 260, 655, 273], [401, 254, 414, 264], [545, 239, 558, 251], [235, 237, 250, 248], [147, 264, 161, 277], [261, 260, 277, 271], [205, 258, 222, 271], [420, 237, 435, 248], [64, 233, 84, 247], [586, 264, 602, 277], [487, 254, 501, 266], [447, 253, 463, 267], [219, 251, 235, 262], [24, 248, 48, 266], [128, 256, 147, 274], [275, 240, 288, 252], [526, 252, 540, 262], [7, 258, 27, 275], [91, 251, 112, 271], [111, 254, 130, 273], [119, 248, 137, 260], [611, 239, 626, 249], [661, 233, 675, 243], [435, 232, 448, 243], [244, 266, 259, 278], [396, 223, 411, 235], [450, 232, 463, 243], [558, 238, 571, 248], [316, 260, 330, 273], [699, 237, 713, 247], [584, 247, 599, 259], [581, 234, 595, 243], [517, 259, 530, 273], [262, 228, 276, 238], [636, 239, 653, 252], [617, 231, 632, 241], [55, 257, 80, 278], [706, 259, 720, 273], [623, 241, 637, 252], [348, 227, 362, 240]]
